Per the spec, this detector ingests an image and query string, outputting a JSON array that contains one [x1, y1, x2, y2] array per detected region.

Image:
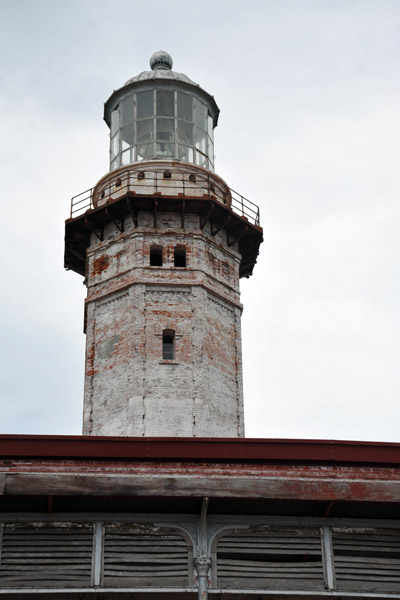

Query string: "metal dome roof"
[[104, 52, 219, 128], [123, 67, 199, 88]]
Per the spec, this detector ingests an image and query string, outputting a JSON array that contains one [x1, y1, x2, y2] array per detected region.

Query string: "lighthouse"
[[64, 51, 263, 437]]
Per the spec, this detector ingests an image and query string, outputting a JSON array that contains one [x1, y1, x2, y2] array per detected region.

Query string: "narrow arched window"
[[150, 246, 163, 266], [174, 246, 186, 268], [162, 329, 175, 360]]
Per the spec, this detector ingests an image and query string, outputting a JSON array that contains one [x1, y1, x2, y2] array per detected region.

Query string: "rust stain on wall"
[[86, 345, 97, 377], [92, 254, 110, 276]]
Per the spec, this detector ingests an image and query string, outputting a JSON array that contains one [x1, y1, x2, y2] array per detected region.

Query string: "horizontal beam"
[[2, 472, 400, 502]]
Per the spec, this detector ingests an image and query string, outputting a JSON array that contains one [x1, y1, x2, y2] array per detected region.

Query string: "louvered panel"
[[216, 527, 324, 590], [333, 528, 400, 593], [0, 523, 93, 587], [103, 523, 192, 587]]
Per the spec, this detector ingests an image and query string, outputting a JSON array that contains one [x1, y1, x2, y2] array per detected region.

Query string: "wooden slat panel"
[[333, 528, 400, 593], [103, 523, 192, 588], [216, 527, 324, 591], [0, 523, 93, 588]]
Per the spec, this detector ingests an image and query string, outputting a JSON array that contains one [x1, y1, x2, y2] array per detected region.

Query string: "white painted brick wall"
[[82, 212, 244, 437]]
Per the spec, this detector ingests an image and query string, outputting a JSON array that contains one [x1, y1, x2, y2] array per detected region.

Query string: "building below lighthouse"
[[0, 53, 399, 599]]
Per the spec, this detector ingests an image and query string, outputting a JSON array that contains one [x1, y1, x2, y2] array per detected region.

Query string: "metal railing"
[[70, 168, 260, 227]]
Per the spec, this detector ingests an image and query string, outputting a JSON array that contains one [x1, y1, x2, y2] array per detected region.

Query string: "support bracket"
[[85, 217, 103, 241], [106, 207, 124, 233], [200, 204, 214, 230], [126, 198, 138, 227], [228, 225, 248, 247], [211, 215, 231, 237]]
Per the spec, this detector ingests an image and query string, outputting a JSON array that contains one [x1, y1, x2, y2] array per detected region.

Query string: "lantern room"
[[104, 51, 219, 172]]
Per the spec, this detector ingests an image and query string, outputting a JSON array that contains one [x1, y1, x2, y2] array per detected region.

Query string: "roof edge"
[[1, 435, 400, 465]]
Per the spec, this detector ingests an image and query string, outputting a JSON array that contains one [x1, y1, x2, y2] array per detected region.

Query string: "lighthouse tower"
[[65, 52, 263, 437]]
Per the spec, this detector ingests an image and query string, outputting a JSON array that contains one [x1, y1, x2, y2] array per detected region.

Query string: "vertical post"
[[0, 523, 4, 570], [92, 521, 103, 587], [195, 498, 211, 600], [321, 526, 336, 590], [195, 556, 212, 600]]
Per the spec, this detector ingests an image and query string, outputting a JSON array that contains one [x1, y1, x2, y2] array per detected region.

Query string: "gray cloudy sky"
[[0, 0, 399, 441]]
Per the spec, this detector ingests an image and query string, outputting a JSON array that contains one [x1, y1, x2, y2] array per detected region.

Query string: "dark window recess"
[[150, 247, 162, 266], [162, 330, 175, 360], [174, 247, 186, 267]]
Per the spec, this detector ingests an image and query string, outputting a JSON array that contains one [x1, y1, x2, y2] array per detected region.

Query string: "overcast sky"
[[0, 0, 399, 441]]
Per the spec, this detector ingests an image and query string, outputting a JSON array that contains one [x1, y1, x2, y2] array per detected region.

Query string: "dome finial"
[[150, 50, 173, 71]]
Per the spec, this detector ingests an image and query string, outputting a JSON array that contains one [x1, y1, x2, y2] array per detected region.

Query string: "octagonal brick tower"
[[65, 52, 263, 437]]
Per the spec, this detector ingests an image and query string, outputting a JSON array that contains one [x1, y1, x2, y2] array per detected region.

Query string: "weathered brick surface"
[[82, 209, 244, 437]]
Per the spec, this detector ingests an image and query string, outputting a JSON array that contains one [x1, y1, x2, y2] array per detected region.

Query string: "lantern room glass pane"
[[121, 149, 131, 165], [196, 151, 207, 168], [156, 142, 175, 158], [137, 143, 154, 161], [111, 132, 120, 157], [177, 92, 193, 121], [156, 118, 175, 142], [208, 138, 214, 162], [156, 89, 174, 116], [208, 115, 213, 138], [178, 145, 194, 164], [137, 119, 154, 144], [178, 120, 193, 145], [194, 98, 206, 130], [121, 97, 134, 125], [136, 90, 153, 119], [111, 108, 119, 137], [121, 123, 135, 150], [195, 127, 207, 154]]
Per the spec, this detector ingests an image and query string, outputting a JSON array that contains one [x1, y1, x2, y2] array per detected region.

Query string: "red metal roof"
[[1, 435, 400, 465]]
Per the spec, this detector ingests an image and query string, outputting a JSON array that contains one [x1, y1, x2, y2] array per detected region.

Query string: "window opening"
[[162, 330, 175, 360], [150, 246, 162, 266], [174, 247, 186, 268]]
